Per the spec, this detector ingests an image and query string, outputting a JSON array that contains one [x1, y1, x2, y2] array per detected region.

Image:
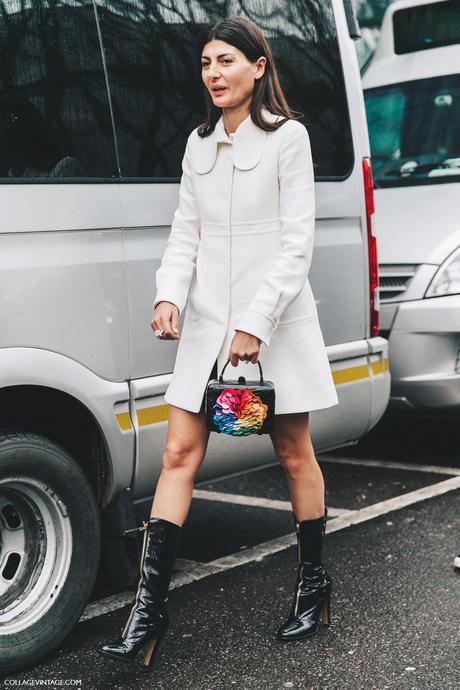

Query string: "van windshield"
[[364, 73, 460, 188]]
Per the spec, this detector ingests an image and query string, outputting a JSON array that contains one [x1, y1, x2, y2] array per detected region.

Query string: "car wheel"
[[0, 430, 100, 676]]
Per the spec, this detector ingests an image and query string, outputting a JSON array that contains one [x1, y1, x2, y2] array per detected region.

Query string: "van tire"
[[0, 430, 100, 677]]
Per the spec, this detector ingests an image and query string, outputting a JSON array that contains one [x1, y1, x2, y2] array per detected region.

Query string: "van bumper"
[[324, 336, 390, 440], [382, 294, 460, 410]]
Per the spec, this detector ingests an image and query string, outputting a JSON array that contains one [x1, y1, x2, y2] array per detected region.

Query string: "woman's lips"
[[212, 87, 228, 95]]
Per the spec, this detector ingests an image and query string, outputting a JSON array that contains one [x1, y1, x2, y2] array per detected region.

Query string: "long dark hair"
[[197, 16, 302, 138]]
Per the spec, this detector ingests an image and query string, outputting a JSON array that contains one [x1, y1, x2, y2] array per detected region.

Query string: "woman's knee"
[[270, 412, 315, 477], [275, 442, 318, 478], [276, 449, 305, 477], [162, 440, 205, 474], [162, 404, 210, 474]]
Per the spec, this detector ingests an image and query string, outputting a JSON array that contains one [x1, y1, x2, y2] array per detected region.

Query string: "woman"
[[98, 15, 339, 669]]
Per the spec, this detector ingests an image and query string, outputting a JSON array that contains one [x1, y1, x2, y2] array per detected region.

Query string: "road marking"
[[192, 489, 349, 517], [80, 475, 460, 623], [318, 455, 460, 476], [172, 476, 460, 589], [175, 558, 202, 569], [325, 475, 460, 531]]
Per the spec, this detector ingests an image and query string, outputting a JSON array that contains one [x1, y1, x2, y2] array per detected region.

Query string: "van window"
[[1, 0, 354, 182], [96, 0, 353, 180], [364, 73, 460, 188], [0, 0, 119, 181], [393, 0, 460, 54]]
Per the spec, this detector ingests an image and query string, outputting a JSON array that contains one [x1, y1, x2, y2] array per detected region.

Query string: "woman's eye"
[[201, 60, 232, 67]]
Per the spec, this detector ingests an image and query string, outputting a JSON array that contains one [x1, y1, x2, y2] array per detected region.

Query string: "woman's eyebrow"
[[201, 53, 234, 60]]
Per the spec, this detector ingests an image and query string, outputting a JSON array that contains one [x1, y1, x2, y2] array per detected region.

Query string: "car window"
[[0, 0, 118, 181], [393, 0, 460, 54], [0, 0, 354, 182], [364, 73, 460, 188]]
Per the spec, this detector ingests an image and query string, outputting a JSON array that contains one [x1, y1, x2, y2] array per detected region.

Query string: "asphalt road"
[[4, 410, 460, 690]]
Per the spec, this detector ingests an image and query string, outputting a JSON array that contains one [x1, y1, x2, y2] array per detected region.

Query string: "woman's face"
[[201, 39, 266, 110]]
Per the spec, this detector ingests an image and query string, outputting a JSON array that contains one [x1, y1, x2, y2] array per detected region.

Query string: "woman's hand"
[[228, 330, 261, 366], [151, 301, 180, 340]]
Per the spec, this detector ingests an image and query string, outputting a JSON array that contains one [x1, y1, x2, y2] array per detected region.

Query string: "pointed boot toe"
[[277, 595, 330, 641], [277, 618, 317, 641], [98, 640, 136, 663], [277, 617, 305, 641]]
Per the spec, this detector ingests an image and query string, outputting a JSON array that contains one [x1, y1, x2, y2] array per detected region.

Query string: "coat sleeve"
[[152, 138, 200, 317], [233, 122, 316, 347]]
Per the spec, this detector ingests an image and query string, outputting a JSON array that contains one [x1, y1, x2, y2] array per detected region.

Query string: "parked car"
[[0, 0, 389, 675], [362, 0, 460, 412]]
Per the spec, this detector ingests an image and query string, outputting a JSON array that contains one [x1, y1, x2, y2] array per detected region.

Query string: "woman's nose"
[[208, 64, 222, 79]]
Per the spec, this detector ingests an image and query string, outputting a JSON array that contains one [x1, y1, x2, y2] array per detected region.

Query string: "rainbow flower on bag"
[[212, 387, 268, 435]]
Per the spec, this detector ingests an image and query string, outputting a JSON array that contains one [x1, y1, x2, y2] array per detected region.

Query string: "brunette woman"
[[98, 14, 338, 669]]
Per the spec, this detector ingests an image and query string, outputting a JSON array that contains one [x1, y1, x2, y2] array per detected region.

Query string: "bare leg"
[[150, 403, 211, 526], [269, 411, 325, 520]]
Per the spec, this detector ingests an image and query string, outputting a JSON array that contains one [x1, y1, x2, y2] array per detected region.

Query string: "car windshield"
[[364, 73, 460, 188]]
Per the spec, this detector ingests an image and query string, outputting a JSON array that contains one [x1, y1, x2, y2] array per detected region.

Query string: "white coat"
[[153, 106, 339, 414]]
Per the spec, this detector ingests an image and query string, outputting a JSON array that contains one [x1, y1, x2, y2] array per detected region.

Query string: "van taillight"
[[363, 157, 379, 337]]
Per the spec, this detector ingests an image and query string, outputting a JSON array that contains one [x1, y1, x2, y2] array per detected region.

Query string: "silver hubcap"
[[0, 476, 73, 634]]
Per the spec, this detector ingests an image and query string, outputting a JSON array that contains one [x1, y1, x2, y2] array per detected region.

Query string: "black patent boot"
[[98, 516, 181, 668], [277, 508, 331, 641]]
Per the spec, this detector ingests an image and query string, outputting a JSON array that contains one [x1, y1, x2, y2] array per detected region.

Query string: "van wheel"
[[0, 431, 100, 676]]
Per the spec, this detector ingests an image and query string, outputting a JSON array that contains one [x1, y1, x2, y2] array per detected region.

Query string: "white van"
[[362, 0, 460, 411], [0, 0, 389, 675]]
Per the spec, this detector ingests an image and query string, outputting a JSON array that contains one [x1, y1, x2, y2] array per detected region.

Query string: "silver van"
[[0, 0, 389, 675], [362, 0, 460, 412]]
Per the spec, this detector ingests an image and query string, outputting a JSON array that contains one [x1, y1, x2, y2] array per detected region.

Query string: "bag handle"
[[219, 359, 264, 383]]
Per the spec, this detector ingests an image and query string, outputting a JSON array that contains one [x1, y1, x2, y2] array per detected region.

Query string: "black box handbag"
[[205, 359, 275, 435]]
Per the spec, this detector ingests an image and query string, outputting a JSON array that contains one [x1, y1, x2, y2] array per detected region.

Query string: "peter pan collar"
[[189, 107, 284, 174]]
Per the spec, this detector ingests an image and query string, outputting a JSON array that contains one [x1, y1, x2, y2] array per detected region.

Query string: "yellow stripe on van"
[[332, 364, 369, 385], [371, 356, 390, 376], [116, 412, 132, 430], [371, 360, 383, 375], [137, 404, 169, 426]]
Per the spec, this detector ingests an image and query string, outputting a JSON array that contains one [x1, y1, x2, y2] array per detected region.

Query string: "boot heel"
[[143, 633, 163, 668], [321, 597, 331, 626]]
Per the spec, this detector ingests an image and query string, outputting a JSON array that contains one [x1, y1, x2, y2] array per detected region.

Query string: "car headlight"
[[425, 246, 460, 298]]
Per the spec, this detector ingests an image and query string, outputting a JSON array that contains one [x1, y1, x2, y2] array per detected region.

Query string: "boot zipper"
[[124, 521, 149, 536], [121, 520, 149, 638], [293, 521, 302, 617], [293, 564, 304, 617]]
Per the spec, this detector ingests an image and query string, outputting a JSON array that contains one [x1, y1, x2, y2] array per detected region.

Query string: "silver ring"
[[154, 329, 164, 337]]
